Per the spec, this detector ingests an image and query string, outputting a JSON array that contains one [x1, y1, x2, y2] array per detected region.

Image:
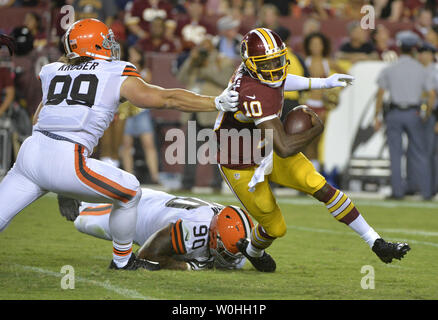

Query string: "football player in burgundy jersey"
[[215, 28, 410, 272]]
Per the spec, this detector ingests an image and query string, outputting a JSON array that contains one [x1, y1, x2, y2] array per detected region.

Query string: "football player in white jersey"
[[0, 19, 238, 270], [64, 188, 253, 270]]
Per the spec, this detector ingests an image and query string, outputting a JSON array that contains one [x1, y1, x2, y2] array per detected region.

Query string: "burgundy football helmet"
[[240, 28, 289, 84]]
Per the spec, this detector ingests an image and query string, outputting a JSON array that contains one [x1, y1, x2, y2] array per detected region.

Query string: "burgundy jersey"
[[214, 64, 284, 169]]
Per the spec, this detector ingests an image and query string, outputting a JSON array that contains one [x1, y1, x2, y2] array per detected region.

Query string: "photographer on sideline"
[[176, 35, 236, 192]]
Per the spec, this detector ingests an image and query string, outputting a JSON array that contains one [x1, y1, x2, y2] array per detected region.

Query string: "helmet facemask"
[[101, 29, 120, 60], [210, 235, 244, 269], [245, 49, 289, 84]]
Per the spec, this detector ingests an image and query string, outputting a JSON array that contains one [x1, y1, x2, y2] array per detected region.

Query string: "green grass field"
[[1, 192, 437, 300]]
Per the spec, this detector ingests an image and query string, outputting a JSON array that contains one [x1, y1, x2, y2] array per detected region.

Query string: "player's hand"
[[215, 84, 239, 112], [300, 105, 323, 128], [0, 34, 15, 56], [324, 73, 354, 88]]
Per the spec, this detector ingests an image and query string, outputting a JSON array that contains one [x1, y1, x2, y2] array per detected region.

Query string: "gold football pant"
[[219, 152, 326, 239]]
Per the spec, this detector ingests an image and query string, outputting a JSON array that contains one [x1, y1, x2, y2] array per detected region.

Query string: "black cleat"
[[57, 195, 81, 221], [236, 238, 276, 272], [372, 238, 411, 264], [109, 253, 161, 271]]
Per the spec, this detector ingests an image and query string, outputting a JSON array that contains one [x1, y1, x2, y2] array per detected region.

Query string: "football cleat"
[[109, 253, 161, 271], [372, 238, 411, 263], [57, 195, 81, 221], [236, 238, 276, 272]]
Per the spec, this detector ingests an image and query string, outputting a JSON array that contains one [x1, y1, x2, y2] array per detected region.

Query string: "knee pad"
[[305, 170, 326, 190], [264, 220, 287, 238]]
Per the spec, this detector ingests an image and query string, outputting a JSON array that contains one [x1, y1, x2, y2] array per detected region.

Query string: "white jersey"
[[134, 189, 223, 262], [76, 188, 225, 263], [34, 59, 139, 152]]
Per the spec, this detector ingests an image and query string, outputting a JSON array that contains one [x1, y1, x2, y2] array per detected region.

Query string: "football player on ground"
[[0, 19, 238, 271], [215, 28, 410, 272], [59, 188, 253, 271]]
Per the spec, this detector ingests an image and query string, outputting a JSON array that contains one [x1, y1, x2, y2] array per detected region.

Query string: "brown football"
[[283, 107, 313, 134]]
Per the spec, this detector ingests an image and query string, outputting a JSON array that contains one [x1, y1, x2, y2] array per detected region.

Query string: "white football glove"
[[215, 85, 239, 112], [323, 73, 354, 88]]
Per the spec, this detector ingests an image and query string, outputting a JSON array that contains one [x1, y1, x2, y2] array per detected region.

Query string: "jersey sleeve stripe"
[[74, 145, 137, 203], [171, 225, 181, 254], [175, 219, 187, 254], [122, 71, 141, 77], [171, 219, 186, 254]]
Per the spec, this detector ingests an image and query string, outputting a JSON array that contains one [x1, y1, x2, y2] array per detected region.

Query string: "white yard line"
[[15, 264, 154, 300]]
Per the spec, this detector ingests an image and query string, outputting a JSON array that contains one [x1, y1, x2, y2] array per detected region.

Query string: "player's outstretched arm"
[[137, 224, 189, 271], [257, 109, 324, 158], [283, 73, 354, 92], [120, 77, 238, 113]]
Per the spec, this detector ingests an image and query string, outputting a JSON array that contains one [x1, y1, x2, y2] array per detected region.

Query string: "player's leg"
[[270, 152, 410, 263], [0, 135, 47, 231], [74, 203, 113, 241], [0, 166, 46, 231], [69, 148, 142, 269], [219, 165, 281, 272], [38, 137, 143, 270]]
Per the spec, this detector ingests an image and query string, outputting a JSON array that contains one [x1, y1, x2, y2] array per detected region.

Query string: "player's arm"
[[32, 101, 43, 125], [136, 224, 189, 271], [120, 76, 238, 113], [283, 73, 354, 91], [256, 109, 324, 158]]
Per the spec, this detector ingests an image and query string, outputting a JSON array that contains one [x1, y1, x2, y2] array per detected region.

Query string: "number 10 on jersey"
[[242, 100, 263, 117]]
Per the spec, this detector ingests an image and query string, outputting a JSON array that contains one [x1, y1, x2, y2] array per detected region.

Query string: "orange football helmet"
[[241, 28, 289, 84], [63, 18, 120, 61], [209, 205, 254, 269]]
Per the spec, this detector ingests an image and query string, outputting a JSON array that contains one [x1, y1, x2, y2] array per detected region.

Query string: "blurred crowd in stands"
[[1, 0, 438, 194]]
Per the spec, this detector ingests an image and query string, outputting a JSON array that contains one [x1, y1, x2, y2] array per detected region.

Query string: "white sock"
[[246, 241, 264, 257], [348, 215, 380, 247], [112, 241, 133, 268]]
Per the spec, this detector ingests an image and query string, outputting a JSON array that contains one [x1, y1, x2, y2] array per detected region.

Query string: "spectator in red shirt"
[[125, 0, 175, 41], [138, 17, 177, 53], [176, 0, 215, 52], [371, 24, 399, 62], [24, 12, 46, 49]]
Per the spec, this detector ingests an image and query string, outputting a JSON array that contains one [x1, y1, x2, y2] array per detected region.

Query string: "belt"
[[36, 130, 81, 145], [389, 103, 419, 111]]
